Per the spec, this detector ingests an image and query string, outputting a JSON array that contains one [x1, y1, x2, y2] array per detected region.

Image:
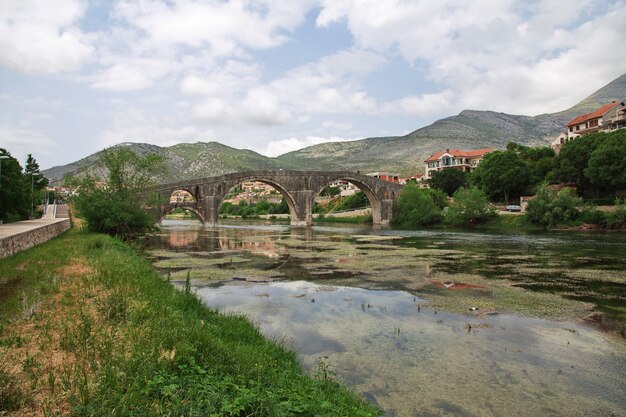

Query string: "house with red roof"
[[551, 100, 625, 153], [566, 101, 621, 140], [423, 148, 495, 180], [603, 100, 626, 132]]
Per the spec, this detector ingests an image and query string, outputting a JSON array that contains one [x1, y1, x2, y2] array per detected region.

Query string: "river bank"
[[0, 228, 380, 416]]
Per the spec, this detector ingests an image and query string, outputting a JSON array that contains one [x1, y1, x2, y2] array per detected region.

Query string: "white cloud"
[[183, 48, 383, 127], [266, 49, 383, 115], [241, 88, 292, 125], [322, 121, 353, 130], [180, 60, 261, 97], [113, 0, 311, 53], [388, 90, 455, 117], [91, 58, 178, 91], [318, 0, 626, 115], [98, 108, 215, 148], [0, 123, 56, 166], [260, 135, 355, 157], [0, 0, 93, 74]]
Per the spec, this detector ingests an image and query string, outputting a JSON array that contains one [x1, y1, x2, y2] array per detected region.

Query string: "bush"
[[338, 191, 369, 211], [444, 187, 496, 226], [68, 147, 166, 240], [605, 198, 626, 229], [424, 188, 448, 210], [76, 189, 155, 238], [578, 208, 607, 226], [391, 183, 442, 228], [526, 186, 582, 227]]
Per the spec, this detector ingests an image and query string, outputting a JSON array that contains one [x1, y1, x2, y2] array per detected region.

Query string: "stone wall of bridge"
[[148, 170, 404, 227]]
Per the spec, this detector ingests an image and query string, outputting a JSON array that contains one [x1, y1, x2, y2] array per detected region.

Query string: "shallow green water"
[[144, 220, 626, 417]]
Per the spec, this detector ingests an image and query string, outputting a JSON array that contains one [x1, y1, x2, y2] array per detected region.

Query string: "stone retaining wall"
[[0, 219, 71, 259]]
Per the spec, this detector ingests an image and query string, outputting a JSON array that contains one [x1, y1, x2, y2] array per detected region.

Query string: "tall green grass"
[[0, 230, 381, 416]]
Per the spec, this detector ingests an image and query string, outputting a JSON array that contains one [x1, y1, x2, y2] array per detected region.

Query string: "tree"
[[525, 185, 582, 228], [444, 187, 496, 225], [552, 133, 603, 193], [511, 144, 555, 187], [472, 150, 531, 203], [585, 130, 626, 191], [69, 147, 167, 239], [424, 188, 448, 210], [0, 149, 29, 222], [24, 153, 49, 215], [391, 183, 442, 228], [320, 186, 340, 197], [429, 169, 468, 196]]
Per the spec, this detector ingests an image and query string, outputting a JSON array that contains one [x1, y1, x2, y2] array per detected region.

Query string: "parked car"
[[505, 205, 522, 212]]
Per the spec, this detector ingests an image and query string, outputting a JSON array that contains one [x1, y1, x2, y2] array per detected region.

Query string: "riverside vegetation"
[[0, 226, 381, 416]]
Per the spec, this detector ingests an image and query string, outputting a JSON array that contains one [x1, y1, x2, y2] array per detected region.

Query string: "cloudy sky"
[[1, 0, 625, 169]]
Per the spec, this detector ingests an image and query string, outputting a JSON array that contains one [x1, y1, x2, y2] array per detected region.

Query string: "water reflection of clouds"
[[154, 222, 626, 416], [195, 280, 626, 417]]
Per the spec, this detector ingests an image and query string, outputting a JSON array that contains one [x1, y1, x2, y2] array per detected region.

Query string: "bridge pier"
[[291, 190, 315, 227], [204, 195, 221, 225], [380, 199, 394, 226]]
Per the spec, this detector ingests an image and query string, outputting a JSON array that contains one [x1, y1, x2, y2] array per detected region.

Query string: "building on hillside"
[[550, 131, 570, 154], [566, 101, 621, 140], [366, 172, 400, 183], [551, 100, 625, 153], [400, 173, 424, 185], [423, 148, 495, 180], [603, 100, 626, 131]]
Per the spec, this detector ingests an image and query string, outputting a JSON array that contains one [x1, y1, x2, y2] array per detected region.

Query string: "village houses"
[[551, 100, 625, 153], [423, 148, 495, 180]]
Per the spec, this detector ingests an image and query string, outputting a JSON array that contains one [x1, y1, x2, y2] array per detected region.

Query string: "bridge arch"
[[312, 175, 382, 224], [216, 177, 298, 222], [159, 204, 206, 224]]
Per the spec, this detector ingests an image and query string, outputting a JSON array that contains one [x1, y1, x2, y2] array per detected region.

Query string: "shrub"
[[605, 198, 626, 229], [578, 208, 607, 226], [76, 189, 156, 239], [444, 187, 496, 226], [69, 147, 166, 240], [391, 183, 442, 228], [526, 186, 582, 227], [424, 188, 448, 210]]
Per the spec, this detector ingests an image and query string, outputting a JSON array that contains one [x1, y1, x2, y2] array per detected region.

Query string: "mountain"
[[43, 142, 295, 184], [278, 72, 626, 174], [43, 72, 626, 183]]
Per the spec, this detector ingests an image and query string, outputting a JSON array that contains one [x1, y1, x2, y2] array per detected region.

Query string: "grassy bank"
[[0, 228, 380, 416], [313, 215, 372, 225]]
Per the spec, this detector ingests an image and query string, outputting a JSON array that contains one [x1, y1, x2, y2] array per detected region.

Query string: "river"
[[143, 220, 626, 417]]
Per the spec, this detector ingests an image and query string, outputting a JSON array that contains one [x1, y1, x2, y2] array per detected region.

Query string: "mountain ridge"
[[43, 72, 626, 183]]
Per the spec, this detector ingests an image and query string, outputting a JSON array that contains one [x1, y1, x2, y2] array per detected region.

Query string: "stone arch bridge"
[[147, 170, 404, 227]]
